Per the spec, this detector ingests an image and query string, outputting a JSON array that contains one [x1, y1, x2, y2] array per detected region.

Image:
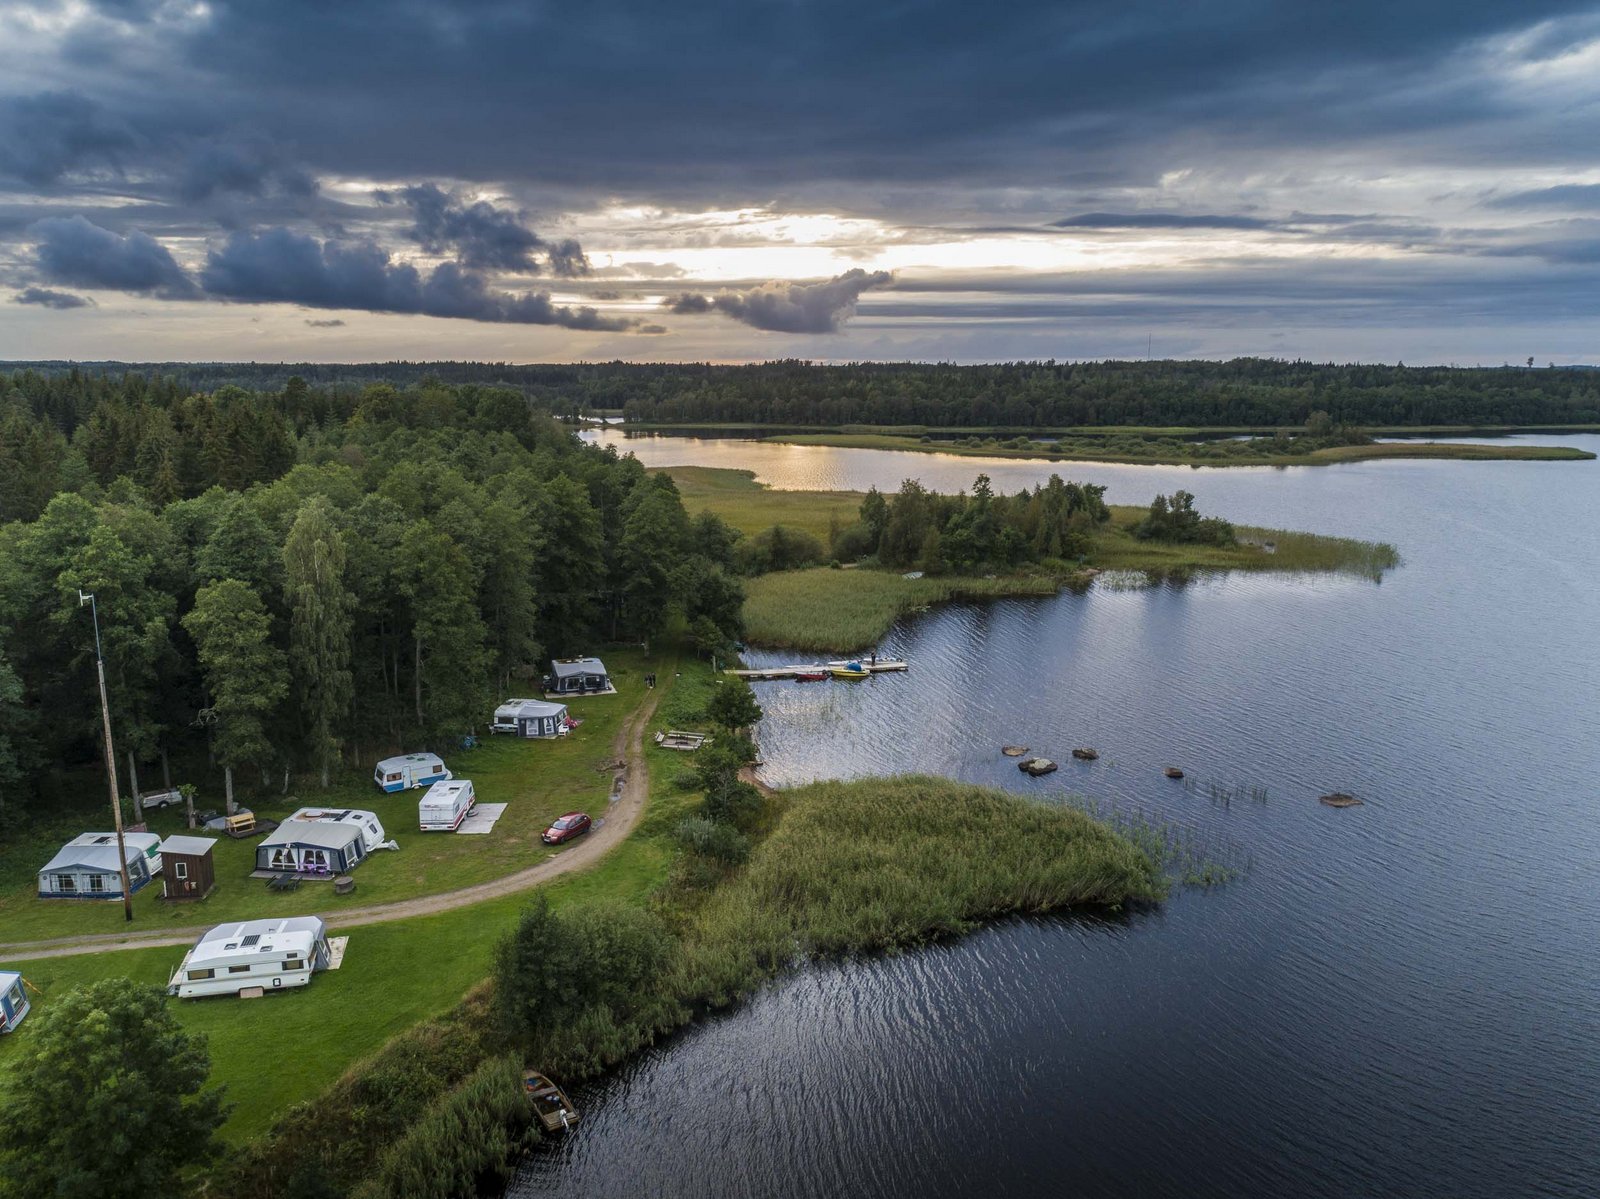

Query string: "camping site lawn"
[[0, 651, 656, 945]]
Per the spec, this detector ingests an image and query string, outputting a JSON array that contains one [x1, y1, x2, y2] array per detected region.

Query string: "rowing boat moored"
[[523, 1070, 580, 1133]]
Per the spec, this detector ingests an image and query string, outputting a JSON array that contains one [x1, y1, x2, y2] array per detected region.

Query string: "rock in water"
[[1320, 792, 1364, 808], [1001, 745, 1030, 757]]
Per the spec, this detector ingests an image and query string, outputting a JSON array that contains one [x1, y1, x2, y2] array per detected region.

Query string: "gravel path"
[[0, 680, 666, 963]]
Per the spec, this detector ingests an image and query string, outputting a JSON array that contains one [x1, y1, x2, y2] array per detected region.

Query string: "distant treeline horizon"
[[3, 357, 1598, 427]]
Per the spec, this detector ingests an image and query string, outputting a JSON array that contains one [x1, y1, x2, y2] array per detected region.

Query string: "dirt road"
[[0, 679, 666, 963]]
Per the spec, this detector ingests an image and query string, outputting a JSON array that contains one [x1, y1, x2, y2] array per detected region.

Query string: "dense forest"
[[0, 370, 746, 813], [4, 358, 1599, 428]]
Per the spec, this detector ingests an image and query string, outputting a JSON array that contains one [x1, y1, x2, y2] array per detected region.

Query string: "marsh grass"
[[742, 568, 1061, 651], [1066, 797, 1250, 888]]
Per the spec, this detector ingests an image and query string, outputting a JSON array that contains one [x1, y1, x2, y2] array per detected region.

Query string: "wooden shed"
[[161, 835, 218, 901]]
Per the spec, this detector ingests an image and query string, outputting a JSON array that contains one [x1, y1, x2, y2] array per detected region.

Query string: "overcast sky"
[[2, 0, 1598, 364]]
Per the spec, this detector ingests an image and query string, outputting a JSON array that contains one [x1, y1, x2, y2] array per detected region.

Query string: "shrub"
[[674, 816, 752, 865], [701, 780, 765, 831]]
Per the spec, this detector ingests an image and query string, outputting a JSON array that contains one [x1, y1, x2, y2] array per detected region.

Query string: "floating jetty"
[[727, 659, 909, 681]]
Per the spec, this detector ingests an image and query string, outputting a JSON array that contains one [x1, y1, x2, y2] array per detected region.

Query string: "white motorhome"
[[373, 753, 451, 793], [167, 917, 335, 999], [419, 779, 476, 831]]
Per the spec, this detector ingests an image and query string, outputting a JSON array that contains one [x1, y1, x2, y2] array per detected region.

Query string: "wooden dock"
[[726, 660, 909, 681]]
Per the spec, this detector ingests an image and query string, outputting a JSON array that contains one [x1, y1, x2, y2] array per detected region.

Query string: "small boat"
[[830, 662, 870, 680], [1164, 767, 1185, 780], [523, 1070, 580, 1133], [1071, 748, 1099, 761], [794, 670, 828, 682], [1018, 757, 1058, 776]]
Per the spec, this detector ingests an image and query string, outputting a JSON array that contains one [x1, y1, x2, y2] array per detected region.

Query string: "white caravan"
[[168, 917, 335, 999], [285, 807, 391, 854], [373, 753, 451, 793], [418, 779, 476, 831]]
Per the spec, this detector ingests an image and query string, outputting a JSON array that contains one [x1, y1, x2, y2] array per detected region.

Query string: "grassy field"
[[0, 651, 663, 945], [743, 568, 1063, 653], [0, 654, 714, 1141], [661, 465, 861, 542], [763, 431, 1595, 465]]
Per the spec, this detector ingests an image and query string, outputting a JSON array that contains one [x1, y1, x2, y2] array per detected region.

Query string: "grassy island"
[[665, 466, 1400, 652], [763, 429, 1595, 466]]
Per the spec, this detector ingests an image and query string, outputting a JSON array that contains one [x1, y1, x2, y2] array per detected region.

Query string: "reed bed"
[[743, 568, 1061, 651]]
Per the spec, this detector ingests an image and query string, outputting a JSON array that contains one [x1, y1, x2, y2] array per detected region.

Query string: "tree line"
[[0, 374, 746, 815], [6, 358, 1599, 434]]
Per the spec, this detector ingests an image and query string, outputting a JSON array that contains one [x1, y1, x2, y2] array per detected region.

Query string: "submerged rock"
[[1071, 747, 1099, 761], [1018, 757, 1058, 776], [1164, 766, 1185, 779], [1320, 792, 1364, 808], [1001, 745, 1030, 757]]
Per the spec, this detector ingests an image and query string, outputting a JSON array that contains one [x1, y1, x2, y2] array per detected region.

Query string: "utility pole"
[[80, 591, 134, 922]]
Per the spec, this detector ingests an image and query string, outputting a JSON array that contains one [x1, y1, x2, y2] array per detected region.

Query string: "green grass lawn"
[[0, 654, 658, 944], [0, 654, 715, 1142]]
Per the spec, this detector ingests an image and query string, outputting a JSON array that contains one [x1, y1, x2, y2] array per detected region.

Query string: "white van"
[[419, 779, 476, 831]]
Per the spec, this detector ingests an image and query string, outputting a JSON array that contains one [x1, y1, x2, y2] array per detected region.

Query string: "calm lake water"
[[511, 431, 1600, 1199]]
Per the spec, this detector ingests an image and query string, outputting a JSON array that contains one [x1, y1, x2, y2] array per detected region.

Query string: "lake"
[[510, 431, 1600, 1198]]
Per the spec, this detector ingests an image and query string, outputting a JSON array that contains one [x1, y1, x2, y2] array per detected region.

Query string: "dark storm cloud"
[[0, 91, 136, 185], [30, 215, 198, 298], [200, 227, 635, 329], [668, 269, 893, 333], [13, 286, 95, 309], [1053, 212, 1280, 231], [177, 138, 318, 203], [383, 185, 592, 276], [1485, 184, 1600, 210]]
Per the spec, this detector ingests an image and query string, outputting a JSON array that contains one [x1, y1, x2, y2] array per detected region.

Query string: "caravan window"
[[386, 773, 402, 782], [284, 958, 303, 971], [188, 969, 214, 981], [57, 876, 76, 892], [88, 874, 106, 892], [227, 965, 251, 975]]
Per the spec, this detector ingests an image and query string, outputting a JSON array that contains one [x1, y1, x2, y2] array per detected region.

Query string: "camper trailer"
[[38, 834, 155, 899], [168, 917, 334, 999], [373, 753, 451, 793], [419, 779, 476, 831], [256, 809, 390, 875], [0, 972, 29, 1033], [490, 698, 570, 738]]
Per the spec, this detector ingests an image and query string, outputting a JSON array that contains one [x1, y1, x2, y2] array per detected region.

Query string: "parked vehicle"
[[542, 812, 592, 845], [139, 787, 186, 811], [168, 917, 335, 999], [373, 753, 451, 793], [419, 779, 476, 831]]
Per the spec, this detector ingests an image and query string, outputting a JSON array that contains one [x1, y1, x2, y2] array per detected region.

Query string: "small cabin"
[[161, 835, 218, 900], [38, 834, 154, 899], [373, 753, 451, 793], [257, 820, 367, 875], [491, 697, 570, 738], [168, 916, 335, 999], [0, 971, 29, 1033], [548, 657, 611, 696]]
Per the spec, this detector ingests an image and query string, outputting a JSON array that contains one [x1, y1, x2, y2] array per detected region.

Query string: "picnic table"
[[266, 873, 300, 893]]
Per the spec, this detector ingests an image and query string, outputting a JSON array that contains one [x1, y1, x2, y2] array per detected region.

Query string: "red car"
[[542, 812, 592, 845]]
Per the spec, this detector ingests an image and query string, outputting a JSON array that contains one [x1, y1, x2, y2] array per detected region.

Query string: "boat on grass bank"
[[524, 1071, 580, 1133]]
